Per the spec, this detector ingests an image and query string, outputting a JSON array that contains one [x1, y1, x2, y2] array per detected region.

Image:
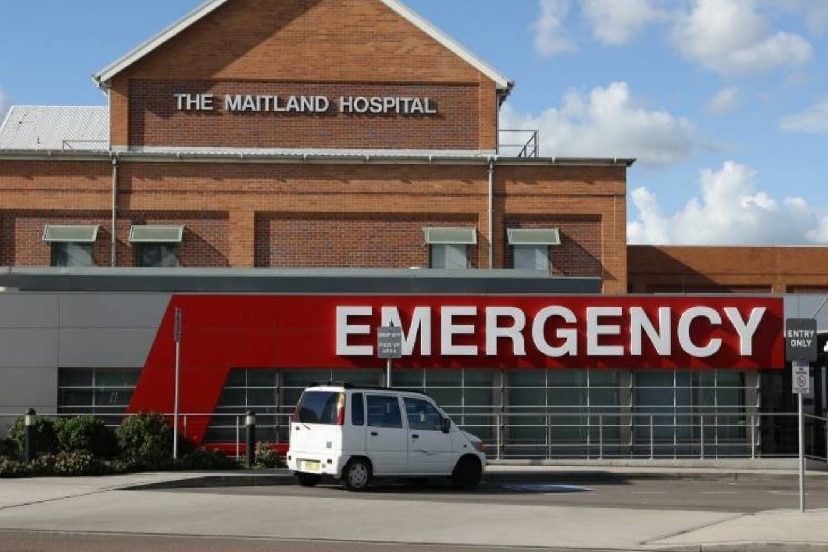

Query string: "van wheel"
[[295, 473, 322, 487], [451, 455, 482, 490], [342, 458, 372, 491]]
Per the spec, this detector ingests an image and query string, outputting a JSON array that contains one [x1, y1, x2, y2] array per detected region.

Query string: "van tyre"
[[295, 473, 322, 487], [342, 458, 372, 491], [451, 455, 482, 490]]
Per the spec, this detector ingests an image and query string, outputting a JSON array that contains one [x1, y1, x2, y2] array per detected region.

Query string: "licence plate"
[[301, 460, 322, 473]]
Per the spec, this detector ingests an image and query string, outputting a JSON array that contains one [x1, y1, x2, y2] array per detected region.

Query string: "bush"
[[0, 438, 19, 460], [58, 416, 119, 459], [0, 457, 32, 478], [8, 415, 60, 457], [177, 448, 239, 471], [31, 451, 111, 477], [116, 413, 175, 470], [254, 442, 284, 469]]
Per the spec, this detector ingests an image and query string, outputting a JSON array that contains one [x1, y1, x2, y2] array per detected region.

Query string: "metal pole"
[[799, 392, 806, 513], [236, 416, 241, 462], [173, 308, 182, 460], [246, 410, 257, 468], [386, 358, 392, 388], [24, 408, 36, 462]]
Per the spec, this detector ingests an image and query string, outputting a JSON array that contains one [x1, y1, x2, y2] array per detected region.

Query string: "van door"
[[365, 394, 408, 475], [402, 396, 453, 475]]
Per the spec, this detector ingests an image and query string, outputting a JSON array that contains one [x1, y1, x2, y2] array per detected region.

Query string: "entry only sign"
[[377, 326, 402, 359], [785, 318, 817, 363]]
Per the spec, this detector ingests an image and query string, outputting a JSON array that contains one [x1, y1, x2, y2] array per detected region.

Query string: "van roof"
[[307, 381, 431, 397]]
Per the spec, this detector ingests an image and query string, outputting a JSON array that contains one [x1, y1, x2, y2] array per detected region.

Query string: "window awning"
[[128, 225, 185, 243], [42, 224, 99, 243], [423, 227, 478, 245], [507, 228, 561, 246]]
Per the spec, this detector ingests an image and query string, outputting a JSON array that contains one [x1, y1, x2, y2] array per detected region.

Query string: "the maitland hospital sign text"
[[174, 93, 438, 115]]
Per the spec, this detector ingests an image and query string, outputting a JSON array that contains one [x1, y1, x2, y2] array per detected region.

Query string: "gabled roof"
[[93, 0, 513, 93], [0, 106, 109, 151]]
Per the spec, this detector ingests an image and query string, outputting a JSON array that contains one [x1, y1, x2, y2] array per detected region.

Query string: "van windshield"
[[296, 390, 342, 424]]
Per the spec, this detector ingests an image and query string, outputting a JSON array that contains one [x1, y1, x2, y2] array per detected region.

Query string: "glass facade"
[[57, 368, 141, 426]]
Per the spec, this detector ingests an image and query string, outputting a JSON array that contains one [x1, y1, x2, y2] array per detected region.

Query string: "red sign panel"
[[129, 294, 784, 443]]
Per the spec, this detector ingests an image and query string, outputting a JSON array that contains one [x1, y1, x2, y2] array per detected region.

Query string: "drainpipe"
[[110, 153, 119, 267], [487, 157, 496, 269]]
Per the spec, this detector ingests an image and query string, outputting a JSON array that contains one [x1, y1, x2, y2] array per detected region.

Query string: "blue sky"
[[1, 0, 828, 245]]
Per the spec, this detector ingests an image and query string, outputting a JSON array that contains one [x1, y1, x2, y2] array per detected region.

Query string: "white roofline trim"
[[93, 0, 513, 92]]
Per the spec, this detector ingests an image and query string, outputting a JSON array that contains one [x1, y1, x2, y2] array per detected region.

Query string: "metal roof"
[[93, 0, 513, 93], [0, 106, 108, 151]]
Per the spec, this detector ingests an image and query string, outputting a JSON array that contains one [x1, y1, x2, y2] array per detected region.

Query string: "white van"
[[286, 383, 486, 491]]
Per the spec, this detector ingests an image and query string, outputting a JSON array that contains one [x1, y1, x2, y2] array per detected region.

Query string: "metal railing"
[[499, 129, 539, 158], [3, 409, 826, 463]]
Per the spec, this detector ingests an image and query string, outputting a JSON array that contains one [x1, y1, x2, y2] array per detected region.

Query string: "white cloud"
[[672, 0, 813, 77], [706, 87, 741, 114], [627, 161, 826, 245], [780, 98, 828, 133], [533, 0, 576, 57], [765, 0, 828, 34], [500, 82, 700, 168], [581, 0, 666, 45]]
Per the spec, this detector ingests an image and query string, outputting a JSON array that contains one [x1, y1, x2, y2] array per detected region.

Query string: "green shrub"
[[0, 438, 19, 460], [0, 457, 32, 478], [58, 416, 119, 459], [8, 415, 60, 457], [254, 442, 284, 469], [116, 413, 175, 470], [177, 448, 239, 471], [31, 451, 110, 477]]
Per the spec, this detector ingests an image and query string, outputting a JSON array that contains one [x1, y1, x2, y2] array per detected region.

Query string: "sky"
[[1, 0, 828, 246]]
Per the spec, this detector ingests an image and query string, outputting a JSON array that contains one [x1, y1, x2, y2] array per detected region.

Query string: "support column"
[[228, 210, 256, 267]]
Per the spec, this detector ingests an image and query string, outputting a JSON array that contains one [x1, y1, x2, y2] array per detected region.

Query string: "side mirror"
[[440, 417, 451, 433]]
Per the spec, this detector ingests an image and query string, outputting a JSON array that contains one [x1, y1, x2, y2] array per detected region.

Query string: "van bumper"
[[286, 450, 347, 477]]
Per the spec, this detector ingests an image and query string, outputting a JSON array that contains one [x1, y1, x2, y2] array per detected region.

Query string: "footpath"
[[0, 463, 827, 551]]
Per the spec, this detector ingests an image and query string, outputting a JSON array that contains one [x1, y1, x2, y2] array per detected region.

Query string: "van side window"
[[366, 395, 402, 428], [403, 397, 443, 431], [351, 392, 365, 426]]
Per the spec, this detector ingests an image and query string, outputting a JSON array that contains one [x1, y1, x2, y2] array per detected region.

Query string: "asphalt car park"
[[163, 475, 828, 514]]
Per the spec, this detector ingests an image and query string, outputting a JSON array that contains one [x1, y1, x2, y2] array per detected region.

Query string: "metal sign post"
[[377, 325, 402, 387], [792, 361, 810, 513], [786, 318, 817, 514], [173, 308, 182, 460]]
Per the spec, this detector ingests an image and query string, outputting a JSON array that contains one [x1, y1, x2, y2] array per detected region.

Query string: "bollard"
[[245, 410, 256, 468], [24, 408, 36, 462]]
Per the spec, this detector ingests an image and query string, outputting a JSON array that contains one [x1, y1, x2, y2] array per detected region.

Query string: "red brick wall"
[[128, 80, 480, 150], [0, 211, 111, 267], [255, 213, 477, 268], [109, 0, 499, 150], [628, 246, 828, 293]]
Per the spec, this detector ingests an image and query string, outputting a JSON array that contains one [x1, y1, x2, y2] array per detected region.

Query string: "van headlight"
[[473, 441, 486, 454]]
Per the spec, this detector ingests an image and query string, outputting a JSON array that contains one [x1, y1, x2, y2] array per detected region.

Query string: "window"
[[43, 225, 99, 267], [57, 367, 141, 426], [367, 395, 403, 428], [403, 396, 443, 431], [507, 228, 560, 271], [129, 225, 184, 267], [296, 390, 343, 425], [424, 227, 476, 269], [52, 242, 93, 267], [136, 243, 180, 267]]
